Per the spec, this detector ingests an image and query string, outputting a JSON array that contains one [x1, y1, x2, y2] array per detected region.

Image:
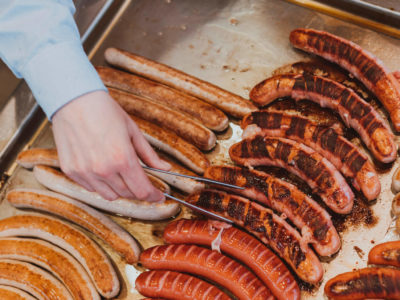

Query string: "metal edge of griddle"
[[0, 0, 128, 186], [284, 0, 400, 39]]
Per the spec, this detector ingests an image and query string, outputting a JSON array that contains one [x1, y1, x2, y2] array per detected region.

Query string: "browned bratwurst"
[[186, 189, 323, 284], [324, 267, 400, 299], [290, 28, 400, 132], [97, 66, 229, 131], [104, 47, 258, 118], [368, 241, 400, 268], [242, 110, 380, 200], [250, 74, 397, 163], [204, 165, 340, 257], [110, 88, 216, 151], [230, 135, 354, 214]]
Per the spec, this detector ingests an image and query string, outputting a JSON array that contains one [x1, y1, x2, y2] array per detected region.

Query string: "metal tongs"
[[143, 166, 244, 224]]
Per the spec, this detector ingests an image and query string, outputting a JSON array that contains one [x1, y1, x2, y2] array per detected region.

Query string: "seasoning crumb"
[[188, 44, 194, 49], [230, 18, 239, 26], [180, 24, 187, 30], [354, 246, 365, 258], [200, 65, 205, 69], [371, 240, 375, 244]]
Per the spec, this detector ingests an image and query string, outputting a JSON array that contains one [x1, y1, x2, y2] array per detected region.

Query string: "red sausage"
[[324, 267, 400, 299], [163, 219, 300, 300], [135, 270, 230, 300], [368, 241, 400, 268], [140, 244, 275, 300]]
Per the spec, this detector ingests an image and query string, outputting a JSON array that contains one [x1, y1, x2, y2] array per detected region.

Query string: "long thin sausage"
[[368, 241, 400, 268], [97, 66, 229, 131], [242, 110, 380, 200], [250, 73, 396, 163], [104, 47, 258, 118], [33, 165, 180, 220], [132, 116, 209, 174], [204, 165, 340, 256], [136, 270, 230, 300], [7, 188, 141, 264], [324, 267, 400, 299], [0, 237, 99, 300], [0, 259, 72, 300], [140, 244, 274, 300], [186, 189, 323, 284], [110, 88, 216, 151], [163, 219, 300, 300], [290, 28, 400, 132], [0, 214, 119, 298], [0, 285, 36, 300], [230, 135, 354, 214]]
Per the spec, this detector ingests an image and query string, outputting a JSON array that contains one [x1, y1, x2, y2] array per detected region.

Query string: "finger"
[[67, 172, 95, 192], [86, 175, 119, 201], [128, 119, 171, 171], [99, 173, 135, 199]]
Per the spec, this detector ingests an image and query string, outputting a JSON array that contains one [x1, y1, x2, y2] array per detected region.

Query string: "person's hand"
[[52, 90, 170, 202]]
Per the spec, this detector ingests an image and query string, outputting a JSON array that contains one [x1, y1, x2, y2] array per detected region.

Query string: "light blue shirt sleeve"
[[0, 0, 107, 119]]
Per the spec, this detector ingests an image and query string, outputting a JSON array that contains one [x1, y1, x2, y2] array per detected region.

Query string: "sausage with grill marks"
[[135, 270, 231, 300], [242, 110, 380, 200], [97, 66, 229, 131], [250, 74, 396, 163], [204, 166, 340, 256], [290, 28, 400, 132], [229, 136, 354, 214], [368, 241, 400, 268], [140, 244, 275, 300], [163, 218, 300, 300], [186, 189, 323, 284], [324, 267, 400, 299]]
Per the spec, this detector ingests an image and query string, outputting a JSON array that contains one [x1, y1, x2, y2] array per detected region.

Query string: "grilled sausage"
[[136, 270, 230, 300], [368, 241, 400, 268], [290, 28, 400, 132], [33, 165, 180, 220], [324, 267, 400, 299], [163, 219, 300, 300], [230, 135, 354, 214], [0, 259, 73, 300], [0, 237, 99, 300], [242, 110, 380, 200], [7, 188, 140, 264], [0, 214, 119, 298], [140, 244, 274, 300], [204, 165, 340, 256], [97, 66, 229, 131], [393, 193, 400, 215], [104, 47, 258, 118], [186, 189, 323, 284], [250, 73, 396, 163], [17, 148, 59, 169], [110, 88, 216, 151], [0, 285, 36, 300], [392, 166, 400, 193], [132, 116, 209, 174]]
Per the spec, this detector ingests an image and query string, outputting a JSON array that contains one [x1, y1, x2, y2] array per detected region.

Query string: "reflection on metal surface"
[[284, 0, 400, 38]]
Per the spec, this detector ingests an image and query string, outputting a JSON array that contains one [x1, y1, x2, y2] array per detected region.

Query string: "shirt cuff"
[[21, 41, 107, 119]]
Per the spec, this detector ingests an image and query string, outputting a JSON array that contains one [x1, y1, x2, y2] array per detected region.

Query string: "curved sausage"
[[110, 88, 216, 151], [104, 47, 258, 118], [204, 165, 340, 256], [186, 189, 323, 284], [97, 66, 229, 131], [230, 135, 354, 214], [136, 270, 230, 300], [242, 110, 380, 200], [0, 237, 99, 300], [0, 259, 72, 300], [290, 28, 400, 132], [163, 218, 300, 300], [250, 74, 396, 163], [324, 267, 400, 299], [33, 165, 180, 221], [392, 193, 400, 215], [140, 244, 274, 300], [392, 166, 400, 193], [0, 214, 119, 298], [132, 116, 209, 174], [7, 188, 141, 264], [0, 285, 36, 300], [368, 241, 400, 268]]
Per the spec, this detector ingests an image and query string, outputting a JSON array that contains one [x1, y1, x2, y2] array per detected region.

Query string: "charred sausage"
[[368, 241, 400, 268]]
